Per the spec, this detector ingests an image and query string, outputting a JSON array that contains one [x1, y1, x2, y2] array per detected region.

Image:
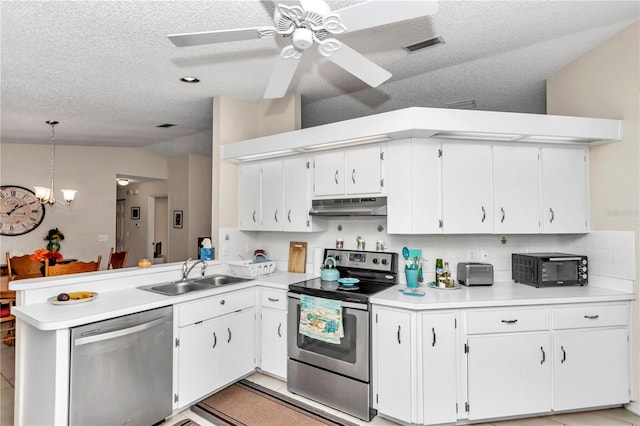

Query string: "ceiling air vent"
[[156, 123, 176, 128], [403, 35, 445, 53]]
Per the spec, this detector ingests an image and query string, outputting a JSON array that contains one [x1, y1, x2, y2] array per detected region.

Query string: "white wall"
[[546, 21, 639, 407], [1, 144, 167, 266]]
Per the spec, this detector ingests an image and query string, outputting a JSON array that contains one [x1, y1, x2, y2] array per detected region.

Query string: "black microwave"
[[512, 253, 588, 287]]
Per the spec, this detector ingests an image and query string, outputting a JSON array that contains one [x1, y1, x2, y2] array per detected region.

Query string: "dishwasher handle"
[[74, 316, 171, 346]]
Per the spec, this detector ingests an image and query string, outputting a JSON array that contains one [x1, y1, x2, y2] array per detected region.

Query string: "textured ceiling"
[[1, 1, 638, 157]]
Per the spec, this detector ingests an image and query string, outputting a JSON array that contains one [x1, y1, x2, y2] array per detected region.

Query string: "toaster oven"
[[512, 252, 588, 287]]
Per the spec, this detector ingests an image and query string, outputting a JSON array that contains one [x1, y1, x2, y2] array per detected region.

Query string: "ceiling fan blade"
[[333, 0, 438, 33], [264, 46, 303, 99], [168, 27, 278, 47], [318, 39, 391, 88]]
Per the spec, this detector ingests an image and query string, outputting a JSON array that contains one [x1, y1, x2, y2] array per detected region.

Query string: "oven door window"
[[542, 261, 577, 283]]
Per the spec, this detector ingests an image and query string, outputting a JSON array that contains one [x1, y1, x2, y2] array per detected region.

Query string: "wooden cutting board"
[[288, 241, 307, 273]]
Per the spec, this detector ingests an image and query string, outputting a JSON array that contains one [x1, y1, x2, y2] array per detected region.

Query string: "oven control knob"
[[581, 273, 588, 280], [381, 259, 388, 265], [334, 255, 341, 262], [582, 266, 588, 272], [372, 258, 379, 264], [582, 259, 587, 265]]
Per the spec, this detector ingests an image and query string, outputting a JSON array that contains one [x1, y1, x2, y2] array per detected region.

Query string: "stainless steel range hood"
[[309, 197, 387, 217]]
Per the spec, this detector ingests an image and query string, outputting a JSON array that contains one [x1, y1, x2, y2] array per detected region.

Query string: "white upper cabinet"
[[387, 139, 442, 234], [441, 143, 493, 233], [261, 160, 283, 231], [238, 163, 261, 231], [238, 157, 326, 232], [493, 145, 541, 233], [541, 146, 589, 233], [313, 145, 384, 197]]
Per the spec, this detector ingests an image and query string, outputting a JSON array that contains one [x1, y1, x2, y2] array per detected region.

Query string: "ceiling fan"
[[168, 0, 438, 99]]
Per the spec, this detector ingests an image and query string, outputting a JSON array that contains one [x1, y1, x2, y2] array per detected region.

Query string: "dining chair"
[[0, 297, 15, 346], [45, 256, 102, 276], [107, 248, 129, 269], [6, 253, 43, 280]]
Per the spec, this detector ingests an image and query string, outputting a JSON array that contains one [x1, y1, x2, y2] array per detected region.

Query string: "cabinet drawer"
[[178, 288, 255, 327], [467, 308, 549, 334], [553, 303, 628, 330], [260, 288, 287, 311]]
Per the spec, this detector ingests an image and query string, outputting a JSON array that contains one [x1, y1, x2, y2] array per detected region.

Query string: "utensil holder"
[[405, 268, 419, 289]]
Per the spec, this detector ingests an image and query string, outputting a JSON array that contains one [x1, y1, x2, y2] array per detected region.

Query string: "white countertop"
[[12, 270, 317, 331], [371, 281, 635, 310]]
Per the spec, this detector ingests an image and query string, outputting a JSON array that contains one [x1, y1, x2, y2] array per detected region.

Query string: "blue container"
[[405, 268, 419, 289], [200, 247, 214, 260]]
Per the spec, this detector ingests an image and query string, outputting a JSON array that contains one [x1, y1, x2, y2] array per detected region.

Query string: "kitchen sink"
[[192, 274, 249, 287], [138, 274, 251, 296]]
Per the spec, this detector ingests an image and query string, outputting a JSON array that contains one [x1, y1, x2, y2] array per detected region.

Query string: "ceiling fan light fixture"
[[116, 178, 130, 186], [403, 35, 445, 53]]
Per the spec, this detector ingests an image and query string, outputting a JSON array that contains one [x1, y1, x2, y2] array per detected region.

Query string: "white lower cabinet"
[[259, 288, 288, 379], [421, 312, 458, 425], [373, 307, 458, 425], [464, 303, 630, 421], [374, 306, 413, 423], [175, 289, 256, 409], [467, 332, 552, 419]]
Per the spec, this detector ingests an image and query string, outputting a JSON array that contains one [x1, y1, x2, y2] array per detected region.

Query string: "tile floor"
[[1, 348, 639, 426]]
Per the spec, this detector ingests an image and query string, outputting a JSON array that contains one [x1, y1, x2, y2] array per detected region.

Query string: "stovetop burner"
[[288, 248, 399, 303]]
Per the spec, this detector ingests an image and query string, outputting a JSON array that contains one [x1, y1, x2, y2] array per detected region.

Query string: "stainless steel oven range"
[[287, 248, 398, 421]]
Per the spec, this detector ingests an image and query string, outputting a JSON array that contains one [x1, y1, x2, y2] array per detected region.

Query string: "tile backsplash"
[[219, 221, 635, 287]]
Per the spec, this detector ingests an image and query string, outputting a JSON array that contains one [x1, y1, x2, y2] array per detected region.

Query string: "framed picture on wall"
[[131, 206, 140, 220], [173, 210, 183, 229]]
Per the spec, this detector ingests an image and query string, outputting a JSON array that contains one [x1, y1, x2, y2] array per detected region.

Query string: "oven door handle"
[[287, 293, 369, 311]]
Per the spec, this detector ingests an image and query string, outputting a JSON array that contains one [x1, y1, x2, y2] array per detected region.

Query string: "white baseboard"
[[625, 401, 640, 415]]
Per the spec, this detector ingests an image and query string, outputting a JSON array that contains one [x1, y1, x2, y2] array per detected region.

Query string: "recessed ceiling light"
[[180, 77, 200, 83], [157, 123, 176, 128], [403, 36, 445, 53]]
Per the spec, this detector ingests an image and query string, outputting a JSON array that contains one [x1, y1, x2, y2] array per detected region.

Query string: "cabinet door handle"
[[334, 170, 339, 185], [540, 346, 546, 364], [227, 327, 232, 343], [432, 327, 436, 347], [561, 345, 566, 363], [397, 325, 401, 344], [268, 297, 279, 302], [252, 210, 256, 223], [481, 206, 486, 223], [500, 207, 505, 223], [274, 209, 278, 223], [287, 209, 291, 223], [212, 332, 217, 349], [584, 314, 599, 319], [549, 207, 555, 223], [352, 169, 356, 184], [501, 319, 518, 324], [277, 322, 282, 338]]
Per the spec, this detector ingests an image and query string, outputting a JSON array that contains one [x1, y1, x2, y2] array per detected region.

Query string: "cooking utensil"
[[402, 247, 410, 260]]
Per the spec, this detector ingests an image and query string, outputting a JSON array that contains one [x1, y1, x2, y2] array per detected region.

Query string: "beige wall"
[[211, 94, 301, 254], [0, 143, 167, 266], [547, 21, 640, 405]]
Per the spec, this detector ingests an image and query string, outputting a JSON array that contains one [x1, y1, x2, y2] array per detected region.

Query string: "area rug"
[[192, 380, 357, 426]]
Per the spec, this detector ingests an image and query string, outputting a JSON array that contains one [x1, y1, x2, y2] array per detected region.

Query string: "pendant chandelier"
[[34, 120, 77, 206]]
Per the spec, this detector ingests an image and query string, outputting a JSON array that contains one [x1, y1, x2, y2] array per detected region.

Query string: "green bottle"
[[435, 258, 443, 283]]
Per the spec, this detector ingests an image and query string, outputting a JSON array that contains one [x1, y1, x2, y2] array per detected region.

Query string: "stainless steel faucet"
[[181, 258, 207, 280]]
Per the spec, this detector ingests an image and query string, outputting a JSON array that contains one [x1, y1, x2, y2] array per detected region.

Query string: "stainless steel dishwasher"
[[69, 306, 173, 426]]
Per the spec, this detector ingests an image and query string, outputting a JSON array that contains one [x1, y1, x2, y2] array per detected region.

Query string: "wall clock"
[[0, 185, 46, 236]]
